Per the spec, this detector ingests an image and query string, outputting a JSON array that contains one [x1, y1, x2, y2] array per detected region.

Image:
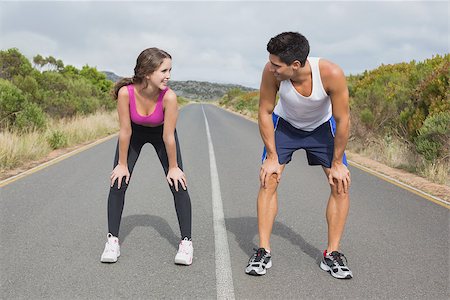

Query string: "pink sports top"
[[127, 84, 167, 126]]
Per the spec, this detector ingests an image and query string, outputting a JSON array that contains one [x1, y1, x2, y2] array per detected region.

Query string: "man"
[[245, 32, 353, 279]]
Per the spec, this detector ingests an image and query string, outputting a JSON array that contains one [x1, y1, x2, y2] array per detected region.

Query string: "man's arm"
[[258, 63, 282, 187], [321, 59, 351, 193]]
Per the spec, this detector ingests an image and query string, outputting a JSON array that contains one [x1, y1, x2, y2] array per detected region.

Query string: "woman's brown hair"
[[112, 48, 172, 99]]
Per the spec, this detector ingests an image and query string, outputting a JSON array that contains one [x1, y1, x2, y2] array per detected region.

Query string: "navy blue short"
[[262, 113, 347, 168]]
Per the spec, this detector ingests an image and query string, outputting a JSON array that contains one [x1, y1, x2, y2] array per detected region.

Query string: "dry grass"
[[420, 162, 450, 186], [50, 110, 118, 146], [348, 135, 449, 186], [350, 138, 412, 168], [0, 110, 118, 174], [0, 131, 50, 170]]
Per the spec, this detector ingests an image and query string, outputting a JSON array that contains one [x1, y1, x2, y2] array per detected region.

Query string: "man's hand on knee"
[[260, 157, 283, 188]]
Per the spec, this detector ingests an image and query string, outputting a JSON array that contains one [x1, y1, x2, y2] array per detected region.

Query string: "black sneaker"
[[320, 250, 353, 279], [245, 248, 272, 276]]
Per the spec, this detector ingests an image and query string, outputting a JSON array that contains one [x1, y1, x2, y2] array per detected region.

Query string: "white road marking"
[[202, 105, 236, 300]]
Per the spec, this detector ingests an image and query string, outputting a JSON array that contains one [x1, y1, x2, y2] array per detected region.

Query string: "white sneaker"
[[100, 233, 120, 263], [174, 237, 193, 265]]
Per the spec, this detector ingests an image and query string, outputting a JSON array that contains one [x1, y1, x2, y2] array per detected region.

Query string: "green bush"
[[360, 108, 374, 126], [1, 49, 117, 126], [15, 102, 47, 132], [414, 111, 450, 161], [0, 48, 34, 80], [235, 99, 246, 111], [36, 71, 69, 92], [0, 79, 28, 128], [177, 96, 189, 106], [13, 75, 39, 96], [60, 65, 80, 77], [80, 65, 113, 93], [350, 54, 449, 143], [227, 88, 244, 99], [220, 88, 246, 106], [75, 96, 100, 115], [35, 89, 77, 118], [47, 130, 68, 149], [415, 139, 441, 162]]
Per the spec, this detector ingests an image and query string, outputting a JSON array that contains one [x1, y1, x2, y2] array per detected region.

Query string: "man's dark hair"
[[267, 32, 310, 66]]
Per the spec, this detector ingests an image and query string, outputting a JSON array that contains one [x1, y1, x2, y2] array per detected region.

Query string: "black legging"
[[107, 122, 192, 239]]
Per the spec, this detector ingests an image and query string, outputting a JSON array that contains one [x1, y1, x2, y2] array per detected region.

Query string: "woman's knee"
[[110, 181, 129, 193], [170, 184, 189, 196]]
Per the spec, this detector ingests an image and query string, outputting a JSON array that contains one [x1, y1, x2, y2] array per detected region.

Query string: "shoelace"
[[105, 242, 116, 253], [252, 248, 266, 263], [330, 251, 347, 266], [179, 239, 191, 254]]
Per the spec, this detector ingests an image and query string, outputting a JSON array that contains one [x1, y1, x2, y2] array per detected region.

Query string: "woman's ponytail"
[[112, 77, 133, 99]]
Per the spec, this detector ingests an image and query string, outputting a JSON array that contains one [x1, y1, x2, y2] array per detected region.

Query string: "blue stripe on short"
[[328, 117, 348, 166], [261, 113, 280, 162]]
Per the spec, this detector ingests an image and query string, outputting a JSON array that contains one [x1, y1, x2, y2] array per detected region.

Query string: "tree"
[[56, 59, 64, 71], [0, 48, 33, 80], [33, 54, 46, 70], [61, 65, 80, 77], [80, 65, 113, 93], [0, 79, 46, 131]]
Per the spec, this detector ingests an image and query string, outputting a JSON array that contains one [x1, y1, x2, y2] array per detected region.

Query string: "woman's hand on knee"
[[110, 164, 130, 189], [167, 167, 187, 192]]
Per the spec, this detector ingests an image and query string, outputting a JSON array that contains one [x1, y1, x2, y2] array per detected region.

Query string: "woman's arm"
[[110, 86, 132, 189], [162, 89, 186, 191]]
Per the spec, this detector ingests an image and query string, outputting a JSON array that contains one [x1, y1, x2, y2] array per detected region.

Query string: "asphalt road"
[[1, 104, 448, 299]]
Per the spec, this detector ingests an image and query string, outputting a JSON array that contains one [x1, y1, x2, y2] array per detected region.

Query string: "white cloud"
[[0, 31, 59, 60], [0, 1, 448, 88]]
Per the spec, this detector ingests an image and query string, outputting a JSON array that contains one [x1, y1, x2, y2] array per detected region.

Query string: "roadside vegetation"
[[0, 111, 119, 172], [0, 49, 188, 177], [219, 54, 450, 185]]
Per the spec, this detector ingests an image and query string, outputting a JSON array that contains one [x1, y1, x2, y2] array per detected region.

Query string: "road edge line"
[[349, 159, 449, 209]]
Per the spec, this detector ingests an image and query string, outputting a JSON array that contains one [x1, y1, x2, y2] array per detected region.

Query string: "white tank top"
[[273, 57, 332, 131]]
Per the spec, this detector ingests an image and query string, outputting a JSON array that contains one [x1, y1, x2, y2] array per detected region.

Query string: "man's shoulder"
[[318, 58, 345, 81]]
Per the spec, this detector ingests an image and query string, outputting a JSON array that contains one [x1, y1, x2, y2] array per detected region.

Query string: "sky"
[[0, 1, 448, 88]]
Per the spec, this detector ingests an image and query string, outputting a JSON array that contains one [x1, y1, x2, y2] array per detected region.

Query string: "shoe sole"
[[101, 252, 120, 263], [246, 269, 265, 276], [101, 258, 117, 263], [174, 257, 192, 265], [245, 259, 272, 276], [320, 261, 353, 279]]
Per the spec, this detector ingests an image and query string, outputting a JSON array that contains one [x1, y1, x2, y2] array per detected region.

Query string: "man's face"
[[268, 54, 294, 81]]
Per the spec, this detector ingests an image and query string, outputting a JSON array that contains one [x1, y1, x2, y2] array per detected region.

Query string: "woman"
[[100, 48, 193, 265]]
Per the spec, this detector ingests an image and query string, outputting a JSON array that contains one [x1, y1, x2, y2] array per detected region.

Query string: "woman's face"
[[148, 58, 172, 90]]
